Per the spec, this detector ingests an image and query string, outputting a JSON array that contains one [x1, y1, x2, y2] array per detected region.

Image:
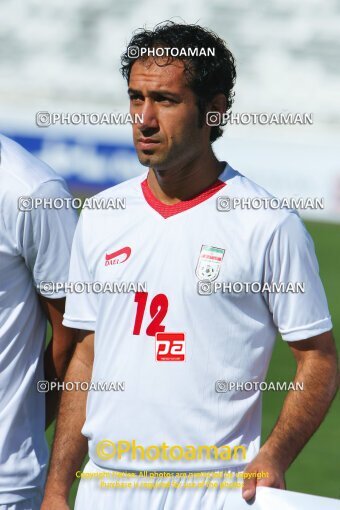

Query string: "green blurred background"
[[45, 220, 339, 508]]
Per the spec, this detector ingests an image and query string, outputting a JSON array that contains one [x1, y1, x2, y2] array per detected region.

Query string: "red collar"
[[141, 178, 226, 219]]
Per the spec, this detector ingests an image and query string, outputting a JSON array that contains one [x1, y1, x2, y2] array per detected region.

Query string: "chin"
[[137, 150, 163, 168], [137, 153, 153, 167]]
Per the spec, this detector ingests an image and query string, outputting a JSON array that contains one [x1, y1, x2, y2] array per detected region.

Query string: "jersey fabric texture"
[[63, 163, 332, 472], [0, 134, 77, 504]]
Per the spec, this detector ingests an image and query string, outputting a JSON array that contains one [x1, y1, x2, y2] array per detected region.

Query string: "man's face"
[[128, 58, 208, 171]]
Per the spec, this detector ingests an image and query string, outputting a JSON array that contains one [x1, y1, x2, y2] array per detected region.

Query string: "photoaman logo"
[[96, 439, 247, 462]]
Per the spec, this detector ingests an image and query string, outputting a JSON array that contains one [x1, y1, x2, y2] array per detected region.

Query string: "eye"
[[157, 96, 174, 104], [129, 94, 143, 103]]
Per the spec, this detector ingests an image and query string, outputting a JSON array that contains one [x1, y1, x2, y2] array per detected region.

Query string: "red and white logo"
[[155, 332, 185, 361], [105, 246, 131, 266]]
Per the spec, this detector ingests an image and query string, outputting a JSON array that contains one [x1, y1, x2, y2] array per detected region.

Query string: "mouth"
[[137, 138, 160, 150]]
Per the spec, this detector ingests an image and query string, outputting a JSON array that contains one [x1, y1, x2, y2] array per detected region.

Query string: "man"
[[0, 134, 78, 509], [42, 22, 338, 510]]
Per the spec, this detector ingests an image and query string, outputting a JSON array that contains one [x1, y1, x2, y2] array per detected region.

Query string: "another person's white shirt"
[[0, 134, 77, 504], [64, 163, 332, 472]]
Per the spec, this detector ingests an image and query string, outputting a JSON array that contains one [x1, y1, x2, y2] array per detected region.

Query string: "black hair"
[[120, 21, 236, 142]]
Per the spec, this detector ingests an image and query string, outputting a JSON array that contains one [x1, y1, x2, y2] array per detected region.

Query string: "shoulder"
[[0, 134, 67, 196], [79, 172, 147, 228], [220, 163, 301, 233], [0, 134, 74, 237], [88, 172, 147, 201]]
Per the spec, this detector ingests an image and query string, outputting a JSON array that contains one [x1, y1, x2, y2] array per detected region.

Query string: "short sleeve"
[[264, 212, 332, 341], [62, 212, 97, 331], [16, 179, 77, 299]]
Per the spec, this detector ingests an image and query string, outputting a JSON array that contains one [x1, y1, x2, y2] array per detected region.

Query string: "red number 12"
[[133, 292, 168, 336]]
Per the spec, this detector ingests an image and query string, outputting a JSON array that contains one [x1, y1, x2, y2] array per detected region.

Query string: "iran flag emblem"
[[195, 245, 225, 282]]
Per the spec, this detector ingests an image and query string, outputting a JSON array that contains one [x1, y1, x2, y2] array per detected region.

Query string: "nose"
[[138, 99, 159, 131]]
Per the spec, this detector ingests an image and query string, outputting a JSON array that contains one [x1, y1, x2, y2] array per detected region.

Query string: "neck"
[[147, 152, 226, 205]]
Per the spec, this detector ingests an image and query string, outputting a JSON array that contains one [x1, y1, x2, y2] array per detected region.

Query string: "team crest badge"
[[195, 245, 225, 281]]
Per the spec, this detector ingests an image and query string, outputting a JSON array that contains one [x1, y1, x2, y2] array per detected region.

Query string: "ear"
[[209, 93, 227, 113], [205, 93, 227, 127]]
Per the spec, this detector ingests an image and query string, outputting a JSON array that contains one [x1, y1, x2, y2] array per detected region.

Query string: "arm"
[[242, 330, 338, 501], [41, 330, 94, 510], [40, 296, 77, 428], [15, 179, 78, 427]]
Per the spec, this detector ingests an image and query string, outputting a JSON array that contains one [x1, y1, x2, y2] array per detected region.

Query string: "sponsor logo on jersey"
[[105, 246, 131, 266], [155, 332, 185, 361], [195, 245, 225, 281]]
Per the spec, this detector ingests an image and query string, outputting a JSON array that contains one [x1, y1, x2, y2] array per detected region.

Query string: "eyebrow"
[[128, 87, 181, 100]]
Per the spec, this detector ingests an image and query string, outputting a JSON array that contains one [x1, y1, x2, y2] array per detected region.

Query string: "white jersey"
[[63, 163, 332, 472], [0, 134, 77, 504]]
